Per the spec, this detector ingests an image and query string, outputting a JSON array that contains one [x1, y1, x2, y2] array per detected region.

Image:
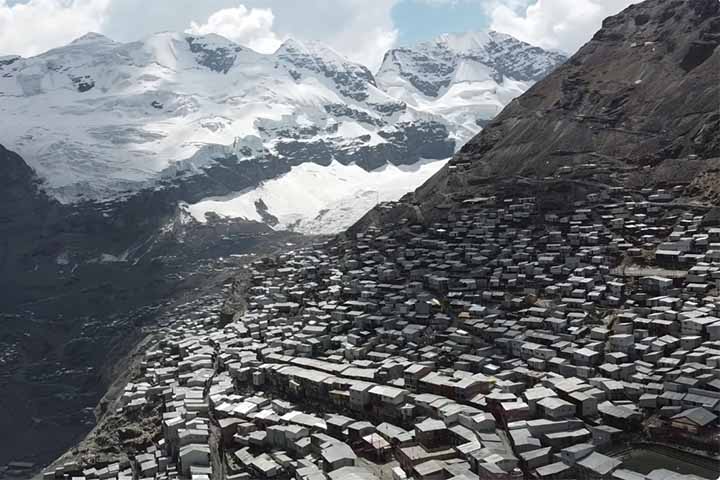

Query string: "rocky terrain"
[[390, 0, 720, 222], [0, 142, 315, 470]]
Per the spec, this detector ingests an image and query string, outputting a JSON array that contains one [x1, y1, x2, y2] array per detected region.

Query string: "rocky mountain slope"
[[0, 31, 564, 232], [393, 0, 720, 219], [349, 0, 719, 235]]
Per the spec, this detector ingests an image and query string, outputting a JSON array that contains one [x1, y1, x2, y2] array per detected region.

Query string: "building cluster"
[[43, 185, 720, 480]]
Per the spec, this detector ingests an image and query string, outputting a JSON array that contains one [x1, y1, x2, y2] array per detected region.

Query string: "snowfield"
[[187, 158, 448, 234]]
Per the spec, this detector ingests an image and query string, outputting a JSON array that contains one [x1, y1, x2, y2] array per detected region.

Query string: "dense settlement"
[[39, 174, 720, 480]]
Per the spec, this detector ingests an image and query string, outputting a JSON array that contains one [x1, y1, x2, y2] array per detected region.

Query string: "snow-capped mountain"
[[0, 30, 565, 233], [377, 31, 568, 142]]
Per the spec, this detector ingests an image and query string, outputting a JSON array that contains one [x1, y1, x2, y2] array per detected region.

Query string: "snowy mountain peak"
[[186, 32, 241, 49], [275, 37, 377, 100], [377, 30, 566, 98], [276, 37, 319, 55], [69, 32, 116, 46], [278, 37, 374, 74], [375, 30, 566, 145], [184, 33, 251, 74], [276, 37, 348, 71], [434, 30, 495, 53]]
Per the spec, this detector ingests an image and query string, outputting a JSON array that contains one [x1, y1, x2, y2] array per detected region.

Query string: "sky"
[[0, 0, 641, 71]]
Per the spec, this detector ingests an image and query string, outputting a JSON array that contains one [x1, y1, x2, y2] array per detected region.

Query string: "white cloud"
[[414, 0, 462, 5], [253, 0, 399, 71], [489, 0, 641, 54], [0, 0, 110, 57], [0, 0, 399, 70], [314, 0, 398, 71], [103, 0, 398, 71], [186, 4, 283, 54], [0, 0, 640, 68]]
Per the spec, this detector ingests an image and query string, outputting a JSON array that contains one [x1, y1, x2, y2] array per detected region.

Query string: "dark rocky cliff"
[[0, 145, 64, 282], [406, 0, 720, 214], [0, 145, 293, 467]]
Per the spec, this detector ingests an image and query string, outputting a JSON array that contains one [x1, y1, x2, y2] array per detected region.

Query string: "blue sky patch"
[[392, 0, 492, 46]]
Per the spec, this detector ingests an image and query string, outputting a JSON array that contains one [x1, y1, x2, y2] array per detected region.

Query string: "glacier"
[[186, 158, 448, 235], [0, 30, 565, 232]]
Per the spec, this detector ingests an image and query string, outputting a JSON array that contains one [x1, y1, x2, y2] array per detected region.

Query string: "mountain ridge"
[[419, 0, 719, 205], [376, 29, 567, 147], [0, 28, 566, 216]]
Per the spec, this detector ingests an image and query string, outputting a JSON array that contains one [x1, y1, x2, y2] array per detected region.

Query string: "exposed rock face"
[[270, 119, 454, 171], [407, 0, 720, 212], [254, 198, 280, 227], [0, 144, 49, 208], [186, 35, 245, 74], [275, 38, 377, 101], [0, 145, 63, 286], [0, 54, 20, 66], [0, 143, 277, 306]]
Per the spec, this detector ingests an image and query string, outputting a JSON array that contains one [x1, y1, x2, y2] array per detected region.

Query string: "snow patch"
[[188, 158, 448, 234]]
